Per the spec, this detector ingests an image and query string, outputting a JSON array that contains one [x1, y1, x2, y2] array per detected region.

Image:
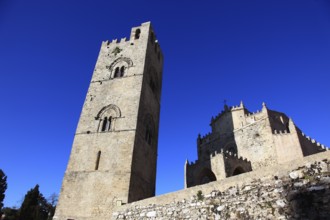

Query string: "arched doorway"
[[232, 166, 245, 176], [199, 168, 217, 185]]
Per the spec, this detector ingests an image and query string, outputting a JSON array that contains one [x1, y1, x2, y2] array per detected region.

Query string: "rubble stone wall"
[[112, 151, 330, 219]]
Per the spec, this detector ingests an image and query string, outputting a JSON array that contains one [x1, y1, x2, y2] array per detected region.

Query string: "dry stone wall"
[[112, 151, 330, 219]]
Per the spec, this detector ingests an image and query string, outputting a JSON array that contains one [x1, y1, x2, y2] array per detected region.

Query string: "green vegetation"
[[19, 185, 49, 220], [2, 207, 19, 220], [197, 190, 204, 201], [0, 170, 57, 220], [0, 169, 8, 214]]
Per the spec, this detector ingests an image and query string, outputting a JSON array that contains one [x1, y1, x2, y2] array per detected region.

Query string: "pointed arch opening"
[[199, 168, 216, 185], [232, 166, 245, 176]]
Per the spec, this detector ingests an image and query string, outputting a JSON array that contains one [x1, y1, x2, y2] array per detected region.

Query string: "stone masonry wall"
[[112, 151, 330, 219], [54, 22, 162, 220]]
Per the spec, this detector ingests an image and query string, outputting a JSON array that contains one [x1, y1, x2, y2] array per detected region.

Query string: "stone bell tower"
[[53, 22, 163, 220]]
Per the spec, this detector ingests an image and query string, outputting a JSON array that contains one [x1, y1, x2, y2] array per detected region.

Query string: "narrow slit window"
[[95, 151, 101, 170], [108, 116, 112, 131], [120, 66, 125, 77], [145, 128, 152, 145], [101, 117, 108, 131], [149, 78, 156, 93], [114, 67, 120, 78], [135, 29, 141, 39]]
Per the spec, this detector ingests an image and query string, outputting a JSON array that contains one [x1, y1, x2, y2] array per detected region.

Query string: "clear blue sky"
[[1, 0, 330, 207]]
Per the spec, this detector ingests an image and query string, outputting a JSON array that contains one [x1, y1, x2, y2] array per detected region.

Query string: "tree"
[[19, 185, 49, 220], [0, 169, 7, 214], [2, 207, 19, 220], [46, 193, 58, 220]]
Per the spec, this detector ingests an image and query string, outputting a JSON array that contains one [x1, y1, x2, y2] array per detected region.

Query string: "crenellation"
[[273, 129, 290, 135], [222, 151, 250, 162], [53, 22, 329, 220], [189, 160, 198, 166], [199, 132, 215, 144], [210, 151, 216, 158], [187, 101, 328, 188], [54, 22, 163, 220], [212, 111, 225, 122], [244, 109, 262, 117]]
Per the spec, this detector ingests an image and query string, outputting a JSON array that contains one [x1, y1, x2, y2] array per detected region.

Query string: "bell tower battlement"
[[54, 22, 163, 220]]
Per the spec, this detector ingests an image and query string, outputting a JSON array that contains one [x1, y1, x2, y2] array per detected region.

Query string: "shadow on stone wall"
[[113, 159, 330, 220], [287, 189, 330, 220]]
